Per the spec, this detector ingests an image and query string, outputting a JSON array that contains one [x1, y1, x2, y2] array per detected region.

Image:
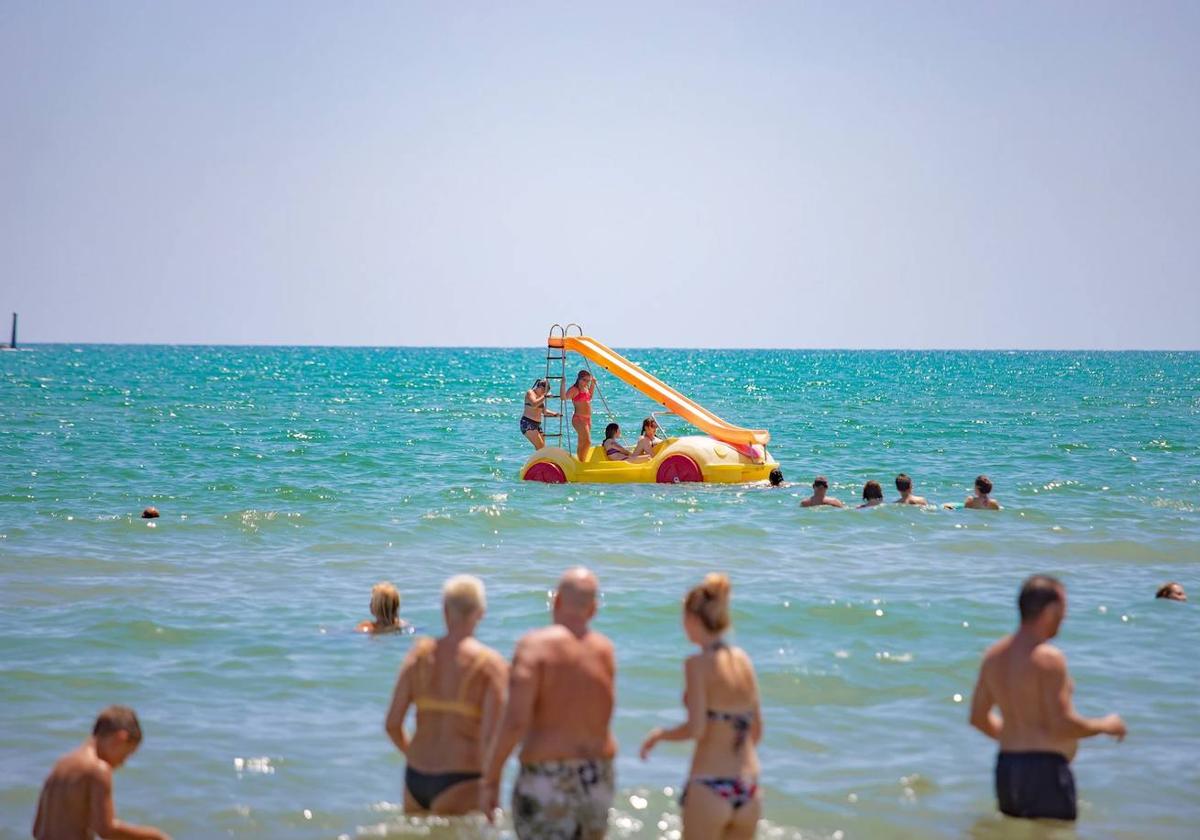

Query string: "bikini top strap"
[[412, 636, 437, 693], [456, 648, 495, 703]]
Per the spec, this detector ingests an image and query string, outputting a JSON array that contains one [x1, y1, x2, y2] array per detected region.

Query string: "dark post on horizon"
[[9, 313, 16, 349]]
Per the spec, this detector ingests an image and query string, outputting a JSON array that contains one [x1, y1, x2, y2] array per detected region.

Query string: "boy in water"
[[801, 476, 844, 508], [893, 473, 928, 505], [965, 475, 1002, 509], [33, 706, 171, 840]]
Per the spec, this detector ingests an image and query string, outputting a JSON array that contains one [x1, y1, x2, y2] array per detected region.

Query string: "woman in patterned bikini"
[[640, 573, 763, 839]]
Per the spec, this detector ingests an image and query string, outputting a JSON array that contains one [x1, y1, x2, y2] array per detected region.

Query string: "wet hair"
[[895, 474, 912, 492], [812, 475, 829, 489], [533, 379, 548, 390], [684, 573, 732, 633], [605, 422, 619, 440], [1018, 575, 1063, 621], [369, 581, 400, 625], [443, 574, 486, 620], [573, 370, 591, 387], [975, 475, 994, 495], [1156, 581, 1182, 599], [93, 706, 142, 742], [769, 468, 784, 486], [641, 417, 657, 435], [862, 480, 883, 501]]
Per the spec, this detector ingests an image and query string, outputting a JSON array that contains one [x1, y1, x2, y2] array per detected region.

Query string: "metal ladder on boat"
[[544, 323, 586, 452], [543, 325, 568, 449]]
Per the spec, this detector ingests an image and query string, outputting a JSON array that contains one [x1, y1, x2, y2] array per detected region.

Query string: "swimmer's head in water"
[[862, 480, 883, 501], [605, 423, 619, 440], [555, 566, 599, 621], [141, 507, 159, 519], [812, 476, 829, 490], [895, 474, 912, 492], [684, 572, 732, 636], [975, 475, 993, 495], [443, 574, 486, 622], [92, 705, 142, 766], [370, 582, 401, 626], [769, 469, 784, 486], [1018, 575, 1065, 632], [641, 417, 657, 435], [1156, 581, 1187, 602]]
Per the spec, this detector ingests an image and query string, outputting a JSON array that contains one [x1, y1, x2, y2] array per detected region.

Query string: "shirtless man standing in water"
[[482, 567, 616, 839], [33, 706, 170, 840], [969, 575, 1126, 821]]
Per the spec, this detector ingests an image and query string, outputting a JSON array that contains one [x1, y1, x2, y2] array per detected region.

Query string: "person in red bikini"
[[564, 370, 596, 462], [640, 573, 763, 840]]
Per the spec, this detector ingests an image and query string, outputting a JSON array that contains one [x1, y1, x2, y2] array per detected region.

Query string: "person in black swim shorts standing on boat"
[[969, 575, 1126, 822], [385, 575, 508, 815], [521, 379, 559, 450]]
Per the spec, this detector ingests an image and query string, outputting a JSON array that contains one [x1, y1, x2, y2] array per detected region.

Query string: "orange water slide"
[[552, 335, 770, 447]]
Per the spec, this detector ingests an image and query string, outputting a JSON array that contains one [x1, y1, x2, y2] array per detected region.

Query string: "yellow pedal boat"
[[520, 327, 778, 484], [521, 436, 777, 484]]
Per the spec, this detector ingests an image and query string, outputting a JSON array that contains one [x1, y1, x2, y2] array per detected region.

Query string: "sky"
[[1, 1, 1197, 349]]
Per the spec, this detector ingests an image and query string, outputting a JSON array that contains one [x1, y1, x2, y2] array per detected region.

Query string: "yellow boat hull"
[[520, 436, 777, 484]]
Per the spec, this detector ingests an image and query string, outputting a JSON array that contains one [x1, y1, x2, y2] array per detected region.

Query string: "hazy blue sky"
[[2, 2, 1197, 348]]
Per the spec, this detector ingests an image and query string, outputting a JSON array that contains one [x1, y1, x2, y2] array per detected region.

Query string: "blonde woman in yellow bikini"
[[385, 575, 509, 815]]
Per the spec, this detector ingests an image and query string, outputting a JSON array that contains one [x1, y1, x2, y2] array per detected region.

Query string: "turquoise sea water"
[[1, 345, 1198, 840]]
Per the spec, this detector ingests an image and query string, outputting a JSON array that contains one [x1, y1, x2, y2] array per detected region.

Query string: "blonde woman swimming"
[[356, 582, 408, 634], [385, 575, 508, 815], [640, 573, 763, 840]]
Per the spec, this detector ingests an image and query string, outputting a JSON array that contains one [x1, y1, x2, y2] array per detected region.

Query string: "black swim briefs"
[[995, 751, 1077, 821], [520, 416, 542, 435]]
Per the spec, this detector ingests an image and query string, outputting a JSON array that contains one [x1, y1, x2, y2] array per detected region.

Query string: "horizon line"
[[6, 341, 1198, 353]]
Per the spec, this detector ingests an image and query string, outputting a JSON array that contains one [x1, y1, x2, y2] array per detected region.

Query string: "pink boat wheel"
[[656, 454, 703, 484], [524, 461, 567, 483]]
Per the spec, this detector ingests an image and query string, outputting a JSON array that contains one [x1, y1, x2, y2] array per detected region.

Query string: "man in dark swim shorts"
[[969, 575, 1126, 822]]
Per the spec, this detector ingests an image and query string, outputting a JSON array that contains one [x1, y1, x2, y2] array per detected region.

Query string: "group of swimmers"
[[783, 472, 1002, 510], [38, 566, 1192, 839]]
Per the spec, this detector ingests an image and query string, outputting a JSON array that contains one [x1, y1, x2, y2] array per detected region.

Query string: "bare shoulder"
[[587, 630, 616, 658], [980, 635, 1012, 664], [828, 498, 845, 508], [80, 750, 112, 786], [475, 641, 509, 679], [517, 625, 564, 657], [1031, 642, 1067, 671]]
